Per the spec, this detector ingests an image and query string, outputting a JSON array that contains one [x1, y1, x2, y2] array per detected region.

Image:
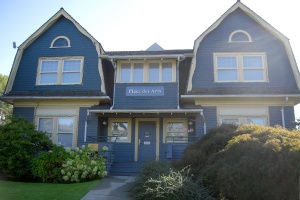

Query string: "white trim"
[[88, 109, 203, 114], [182, 94, 300, 98], [187, 1, 300, 91], [50, 36, 71, 48], [229, 30, 252, 42]]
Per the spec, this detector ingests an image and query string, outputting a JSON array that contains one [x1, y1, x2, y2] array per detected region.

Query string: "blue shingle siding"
[[269, 106, 295, 128], [114, 83, 178, 109], [12, 16, 102, 92], [13, 107, 35, 122], [192, 8, 298, 90]]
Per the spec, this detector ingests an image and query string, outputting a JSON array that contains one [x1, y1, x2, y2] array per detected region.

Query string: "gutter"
[[99, 54, 192, 60], [87, 109, 203, 114], [109, 58, 117, 110], [281, 97, 289, 128], [200, 110, 206, 135], [177, 55, 186, 109]]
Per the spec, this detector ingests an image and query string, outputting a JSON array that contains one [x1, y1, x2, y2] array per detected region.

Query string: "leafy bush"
[[0, 116, 52, 179], [180, 124, 300, 200], [61, 145, 107, 183], [130, 161, 214, 200], [32, 145, 71, 183]]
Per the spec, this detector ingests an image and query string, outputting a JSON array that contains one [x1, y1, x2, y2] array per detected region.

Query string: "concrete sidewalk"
[[81, 176, 135, 200]]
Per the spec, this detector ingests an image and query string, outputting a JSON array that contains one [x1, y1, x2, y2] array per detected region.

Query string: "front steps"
[[109, 162, 143, 176]]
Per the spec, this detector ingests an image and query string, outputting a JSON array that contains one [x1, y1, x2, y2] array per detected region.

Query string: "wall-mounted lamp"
[[188, 121, 193, 126], [102, 120, 107, 126]]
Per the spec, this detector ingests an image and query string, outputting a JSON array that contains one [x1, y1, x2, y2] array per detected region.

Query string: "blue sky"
[[1, 0, 300, 116]]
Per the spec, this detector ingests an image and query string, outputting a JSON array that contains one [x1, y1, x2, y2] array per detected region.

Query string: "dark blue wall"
[[12, 17, 101, 92], [114, 83, 178, 109], [269, 106, 295, 129], [192, 8, 298, 90], [13, 107, 35, 122]]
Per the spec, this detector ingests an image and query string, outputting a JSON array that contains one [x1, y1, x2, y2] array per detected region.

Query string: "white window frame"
[[220, 116, 267, 126], [117, 59, 176, 83], [36, 57, 84, 85], [229, 30, 252, 43], [214, 52, 268, 82], [163, 118, 188, 143], [50, 36, 71, 48], [108, 118, 132, 143], [37, 116, 76, 148]]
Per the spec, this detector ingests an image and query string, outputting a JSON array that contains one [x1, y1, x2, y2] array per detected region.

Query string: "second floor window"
[[118, 60, 175, 83], [37, 57, 83, 85], [214, 53, 267, 82]]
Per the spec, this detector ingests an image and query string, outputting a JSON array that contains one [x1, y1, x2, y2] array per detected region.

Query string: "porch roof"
[[87, 108, 203, 114]]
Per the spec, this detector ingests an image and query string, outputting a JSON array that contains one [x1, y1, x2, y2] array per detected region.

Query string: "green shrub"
[[32, 145, 71, 183], [181, 124, 300, 200], [61, 145, 107, 183], [0, 116, 52, 179], [130, 161, 214, 200]]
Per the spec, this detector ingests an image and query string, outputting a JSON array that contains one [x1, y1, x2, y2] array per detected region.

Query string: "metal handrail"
[[165, 136, 199, 143], [86, 136, 119, 143]]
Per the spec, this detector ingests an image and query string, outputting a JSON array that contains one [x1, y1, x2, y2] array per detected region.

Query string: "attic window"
[[229, 30, 252, 42], [50, 36, 71, 48]]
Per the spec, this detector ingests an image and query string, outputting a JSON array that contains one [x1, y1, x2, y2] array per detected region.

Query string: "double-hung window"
[[214, 53, 267, 82], [37, 57, 83, 85], [118, 60, 175, 83], [38, 117, 75, 148]]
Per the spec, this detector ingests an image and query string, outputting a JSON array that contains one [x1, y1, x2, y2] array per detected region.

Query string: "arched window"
[[229, 30, 252, 42], [50, 36, 71, 48]]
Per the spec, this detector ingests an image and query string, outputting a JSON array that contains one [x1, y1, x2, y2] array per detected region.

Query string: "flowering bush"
[[61, 145, 107, 183]]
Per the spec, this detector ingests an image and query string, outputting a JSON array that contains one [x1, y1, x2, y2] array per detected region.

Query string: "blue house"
[[2, 1, 300, 174]]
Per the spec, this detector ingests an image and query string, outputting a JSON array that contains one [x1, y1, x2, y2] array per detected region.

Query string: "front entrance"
[[138, 121, 156, 161]]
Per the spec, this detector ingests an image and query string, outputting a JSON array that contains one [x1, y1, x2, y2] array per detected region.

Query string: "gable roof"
[[146, 43, 164, 51], [5, 8, 106, 94], [186, 1, 300, 92]]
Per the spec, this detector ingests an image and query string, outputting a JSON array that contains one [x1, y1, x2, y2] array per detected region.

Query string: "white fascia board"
[[88, 109, 203, 114], [181, 94, 300, 98], [99, 54, 187, 60]]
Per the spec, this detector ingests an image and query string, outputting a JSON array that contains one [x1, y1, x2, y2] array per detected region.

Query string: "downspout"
[[84, 110, 90, 142], [200, 110, 206, 135], [281, 97, 289, 128], [109, 58, 117, 110], [177, 55, 186, 109]]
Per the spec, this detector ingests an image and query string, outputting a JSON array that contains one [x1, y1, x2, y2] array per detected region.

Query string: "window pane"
[[111, 122, 128, 142], [243, 56, 263, 68], [166, 122, 186, 142], [58, 118, 74, 133], [121, 64, 131, 82], [217, 57, 237, 68], [231, 32, 249, 42], [41, 61, 58, 72], [40, 73, 57, 84], [63, 60, 81, 71], [162, 63, 172, 82], [243, 70, 264, 81], [38, 118, 53, 139], [53, 38, 69, 47], [62, 72, 80, 83], [149, 63, 159, 82], [221, 118, 239, 125], [247, 118, 265, 125], [217, 70, 238, 81], [57, 133, 73, 148], [133, 63, 143, 82]]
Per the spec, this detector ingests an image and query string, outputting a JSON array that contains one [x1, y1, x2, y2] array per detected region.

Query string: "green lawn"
[[0, 180, 100, 200]]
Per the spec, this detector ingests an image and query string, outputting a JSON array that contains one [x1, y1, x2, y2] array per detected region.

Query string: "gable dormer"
[[187, 1, 300, 94], [4, 8, 109, 104]]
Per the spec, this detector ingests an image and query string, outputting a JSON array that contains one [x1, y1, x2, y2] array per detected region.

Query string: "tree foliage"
[[178, 124, 300, 200], [0, 116, 52, 179], [0, 73, 12, 120]]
